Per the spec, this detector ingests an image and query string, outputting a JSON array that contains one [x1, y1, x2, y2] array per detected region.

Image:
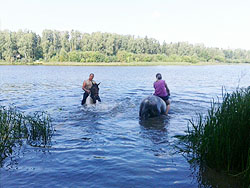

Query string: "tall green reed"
[[0, 106, 53, 161], [177, 87, 250, 186]]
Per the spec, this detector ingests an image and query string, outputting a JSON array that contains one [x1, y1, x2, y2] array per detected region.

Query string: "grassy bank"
[[176, 87, 250, 186], [0, 61, 237, 66], [0, 106, 53, 162]]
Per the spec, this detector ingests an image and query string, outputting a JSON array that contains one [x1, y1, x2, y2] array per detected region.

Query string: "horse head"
[[90, 83, 101, 104]]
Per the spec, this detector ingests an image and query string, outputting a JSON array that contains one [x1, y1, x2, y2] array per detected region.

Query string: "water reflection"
[[174, 133, 243, 187], [1, 146, 52, 170], [139, 115, 169, 130], [189, 162, 242, 188], [139, 116, 170, 158]]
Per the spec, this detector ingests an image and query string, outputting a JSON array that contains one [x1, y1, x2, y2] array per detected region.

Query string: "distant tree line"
[[0, 29, 250, 63]]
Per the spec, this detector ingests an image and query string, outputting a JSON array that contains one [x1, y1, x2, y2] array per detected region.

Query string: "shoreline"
[[0, 61, 248, 66]]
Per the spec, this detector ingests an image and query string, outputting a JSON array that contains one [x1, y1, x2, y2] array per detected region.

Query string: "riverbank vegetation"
[[176, 87, 250, 186], [1, 30, 250, 64], [0, 61, 229, 66], [0, 106, 53, 162]]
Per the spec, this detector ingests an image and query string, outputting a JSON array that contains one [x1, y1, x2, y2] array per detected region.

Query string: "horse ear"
[[98, 82, 101, 86]]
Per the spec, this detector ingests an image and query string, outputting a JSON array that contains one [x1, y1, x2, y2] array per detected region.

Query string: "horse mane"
[[90, 83, 101, 103], [90, 83, 99, 91]]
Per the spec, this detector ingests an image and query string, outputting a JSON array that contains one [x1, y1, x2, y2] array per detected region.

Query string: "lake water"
[[0, 65, 249, 187]]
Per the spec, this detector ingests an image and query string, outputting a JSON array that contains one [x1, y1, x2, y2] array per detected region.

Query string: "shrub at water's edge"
[[0, 106, 53, 162], [176, 87, 250, 186]]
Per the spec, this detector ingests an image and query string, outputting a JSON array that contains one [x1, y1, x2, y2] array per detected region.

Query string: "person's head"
[[156, 73, 162, 80], [89, 73, 94, 81]]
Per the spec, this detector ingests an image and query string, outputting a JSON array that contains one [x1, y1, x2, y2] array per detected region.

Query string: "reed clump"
[[177, 87, 250, 186], [0, 106, 53, 161]]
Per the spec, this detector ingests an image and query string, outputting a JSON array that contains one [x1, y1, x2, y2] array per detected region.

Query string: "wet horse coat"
[[85, 83, 101, 105], [139, 95, 167, 119]]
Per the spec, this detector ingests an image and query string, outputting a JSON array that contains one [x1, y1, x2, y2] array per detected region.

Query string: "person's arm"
[[82, 81, 90, 93], [165, 81, 170, 96]]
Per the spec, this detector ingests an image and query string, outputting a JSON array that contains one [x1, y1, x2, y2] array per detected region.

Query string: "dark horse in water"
[[139, 95, 167, 119], [86, 83, 101, 104]]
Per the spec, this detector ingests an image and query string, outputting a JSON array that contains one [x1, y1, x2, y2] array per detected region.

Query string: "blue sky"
[[1, 0, 250, 50]]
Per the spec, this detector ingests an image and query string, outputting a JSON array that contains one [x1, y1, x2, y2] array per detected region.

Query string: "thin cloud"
[[152, 11, 161, 19]]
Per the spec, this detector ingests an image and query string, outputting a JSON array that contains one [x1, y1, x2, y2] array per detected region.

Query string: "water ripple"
[[1, 65, 250, 187]]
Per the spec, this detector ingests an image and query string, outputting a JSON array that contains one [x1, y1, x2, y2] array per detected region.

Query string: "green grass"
[[176, 87, 250, 186], [0, 106, 53, 162], [0, 61, 237, 66]]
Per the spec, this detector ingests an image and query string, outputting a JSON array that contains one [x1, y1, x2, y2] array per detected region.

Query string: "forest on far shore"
[[1, 29, 250, 64]]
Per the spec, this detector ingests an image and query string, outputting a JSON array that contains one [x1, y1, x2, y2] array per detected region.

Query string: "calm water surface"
[[0, 65, 249, 187]]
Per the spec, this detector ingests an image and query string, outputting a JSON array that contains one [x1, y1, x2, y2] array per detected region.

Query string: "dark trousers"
[[81, 92, 89, 105], [159, 96, 170, 105]]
